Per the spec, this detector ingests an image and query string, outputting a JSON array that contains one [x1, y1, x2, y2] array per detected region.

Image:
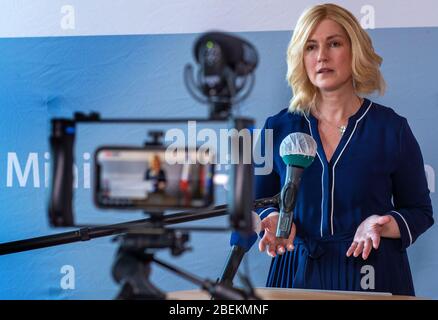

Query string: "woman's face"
[[151, 156, 161, 170], [303, 19, 353, 93]]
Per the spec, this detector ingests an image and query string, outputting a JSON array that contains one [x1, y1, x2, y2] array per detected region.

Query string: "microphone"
[[218, 212, 261, 286], [194, 32, 258, 77], [276, 133, 317, 238]]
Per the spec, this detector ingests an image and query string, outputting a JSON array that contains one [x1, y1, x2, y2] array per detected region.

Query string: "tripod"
[[0, 196, 278, 300], [112, 224, 259, 300], [112, 224, 188, 300]]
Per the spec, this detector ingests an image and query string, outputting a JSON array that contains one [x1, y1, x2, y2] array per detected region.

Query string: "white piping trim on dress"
[[391, 210, 413, 246], [259, 207, 277, 219], [303, 113, 325, 238], [330, 101, 373, 235]]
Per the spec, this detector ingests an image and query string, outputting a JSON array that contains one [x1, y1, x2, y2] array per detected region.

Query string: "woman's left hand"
[[346, 215, 393, 260]]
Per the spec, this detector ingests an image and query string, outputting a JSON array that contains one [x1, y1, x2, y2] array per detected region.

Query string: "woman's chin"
[[315, 81, 352, 93]]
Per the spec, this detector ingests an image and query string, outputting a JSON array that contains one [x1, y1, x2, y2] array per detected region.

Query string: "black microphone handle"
[[276, 165, 304, 238], [218, 245, 245, 286]]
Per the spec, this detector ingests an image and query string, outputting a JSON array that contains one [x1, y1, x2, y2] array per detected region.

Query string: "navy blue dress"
[[254, 98, 433, 296]]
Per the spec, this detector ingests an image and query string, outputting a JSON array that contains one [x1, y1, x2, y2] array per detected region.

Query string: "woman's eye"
[[330, 41, 341, 47], [306, 45, 316, 51]]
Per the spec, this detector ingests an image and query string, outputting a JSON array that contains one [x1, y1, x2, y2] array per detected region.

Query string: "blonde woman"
[[145, 154, 167, 193], [255, 3, 433, 295]]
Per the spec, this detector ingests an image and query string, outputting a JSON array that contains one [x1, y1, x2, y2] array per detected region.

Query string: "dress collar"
[[307, 98, 371, 124]]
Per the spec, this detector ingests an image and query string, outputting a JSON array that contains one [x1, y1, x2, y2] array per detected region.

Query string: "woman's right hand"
[[258, 212, 296, 257]]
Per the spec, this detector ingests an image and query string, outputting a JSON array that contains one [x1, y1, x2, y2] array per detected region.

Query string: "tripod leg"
[[112, 247, 166, 300]]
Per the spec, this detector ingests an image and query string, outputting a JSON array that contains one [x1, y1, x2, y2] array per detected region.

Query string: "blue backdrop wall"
[[0, 1, 437, 299]]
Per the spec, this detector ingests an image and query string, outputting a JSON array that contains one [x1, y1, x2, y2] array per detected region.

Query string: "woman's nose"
[[317, 46, 328, 62]]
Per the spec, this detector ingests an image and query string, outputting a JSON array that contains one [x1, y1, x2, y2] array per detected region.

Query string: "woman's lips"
[[317, 68, 334, 74]]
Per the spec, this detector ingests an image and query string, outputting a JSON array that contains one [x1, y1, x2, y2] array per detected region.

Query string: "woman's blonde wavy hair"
[[287, 3, 385, 114]]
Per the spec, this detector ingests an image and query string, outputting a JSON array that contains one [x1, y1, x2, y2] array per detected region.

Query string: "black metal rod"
[[0, 205, 228, 256], [0, 195, 278, 256], [162, 204, 227, 224], [153, 256, 205, 287], [125, 226, 231, 233]]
